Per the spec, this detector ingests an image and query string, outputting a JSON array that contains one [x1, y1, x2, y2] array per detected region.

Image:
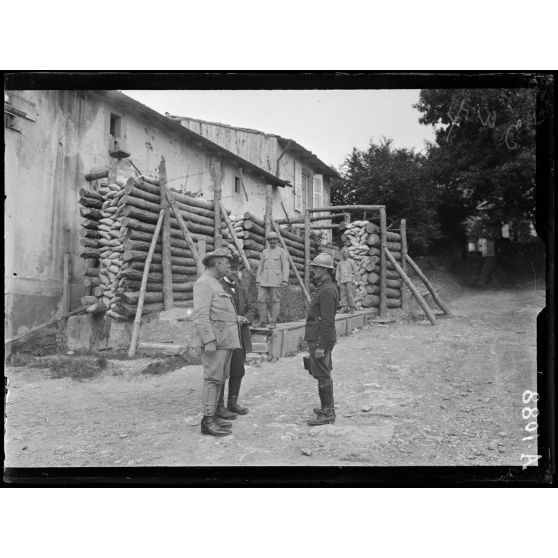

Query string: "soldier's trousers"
[[201, 348, 233, 416], [307, 341, 335, 389], [257, 286, 281, 323], [339, 281, 356, 309]]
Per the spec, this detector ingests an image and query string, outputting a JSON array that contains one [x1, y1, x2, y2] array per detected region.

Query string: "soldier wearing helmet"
[[304, 252, 339, 426], [255, 230, 290, 329]]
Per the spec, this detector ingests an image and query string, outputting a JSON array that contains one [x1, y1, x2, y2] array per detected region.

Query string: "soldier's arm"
[[281, 249, 290, 283], [335, 263, 340, 282], [241, 277, 257, 322], [193, 282, 216, 346], [317, 288, 337, 350], [256, 252, 264, 283]]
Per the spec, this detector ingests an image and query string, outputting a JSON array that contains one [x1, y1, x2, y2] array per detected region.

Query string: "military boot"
[[216, 405, 237, 420], [228, 396, 249, 415], [307, 408, 335, 426], [213, 416, 232, 429], [257, 302, 268, 328], [201, 416, 232, 437]]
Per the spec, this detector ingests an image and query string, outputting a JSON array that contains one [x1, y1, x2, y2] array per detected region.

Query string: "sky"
[[123, 90, 436, 169]]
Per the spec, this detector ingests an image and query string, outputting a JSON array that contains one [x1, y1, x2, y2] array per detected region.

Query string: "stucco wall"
[[4, 91, 268, 338]]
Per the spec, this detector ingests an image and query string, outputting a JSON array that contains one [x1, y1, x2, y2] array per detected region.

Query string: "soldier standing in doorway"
[[217, 254, 255, 418], [304, 252, 339, 426], [335, 247, 358, 314], [255, 231, 289, 329], [192, 248, 245, 437]]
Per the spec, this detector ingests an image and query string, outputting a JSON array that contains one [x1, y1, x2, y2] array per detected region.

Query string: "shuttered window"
[[294, 163, 303, 212], [312, 174, 323, 209]]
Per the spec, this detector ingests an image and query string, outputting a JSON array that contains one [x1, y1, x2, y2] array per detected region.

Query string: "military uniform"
[[256, 244, 289, 326], [218, 272, 255, 413], [305, 274, 339, 387], [192, 270, 241, 418], [335, 257, 358, 312]]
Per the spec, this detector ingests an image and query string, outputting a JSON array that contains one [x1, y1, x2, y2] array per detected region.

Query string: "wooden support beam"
[[304, 209, 311, 291], [385, 248, 437, 325], [265, 184, 273, 240], [5, 305, 89, 345], [238, 167, 249, 202], [406, 254, 452, 316], [213, 157, 223, 249], [159, 157, 174, 310], [160, 181, 203, 276], [128, 209, 165, 358], [271, 220, 310, 304], [220, 200, 252, 273], [400, 218, 409, 312], [308, 204, 385, 213], [379, 207, 387, 317]]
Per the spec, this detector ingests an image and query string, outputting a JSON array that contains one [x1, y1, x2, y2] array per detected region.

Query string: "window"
[[294, 163, 303, 211], [312, 174, 323, 209], [234, 176, 241, 194], [110, 113, 122, 139]]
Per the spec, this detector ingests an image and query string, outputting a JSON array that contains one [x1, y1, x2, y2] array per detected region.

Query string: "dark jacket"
[[221, 273, 255, 352], [304, 275, 339, 350]]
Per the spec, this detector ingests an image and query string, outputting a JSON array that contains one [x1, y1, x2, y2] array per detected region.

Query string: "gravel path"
[[4, 286, 542, 467]]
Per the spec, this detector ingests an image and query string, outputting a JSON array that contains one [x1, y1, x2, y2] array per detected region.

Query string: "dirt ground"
[[4, 282, 543, 468]]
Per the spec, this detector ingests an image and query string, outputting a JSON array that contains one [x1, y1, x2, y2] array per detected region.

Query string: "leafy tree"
[[415, 88, 537, 243], [331, 138, 441, 253]]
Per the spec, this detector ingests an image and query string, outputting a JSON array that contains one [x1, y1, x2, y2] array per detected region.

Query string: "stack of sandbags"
[[231, 211, 317, 280], [78, 176, 231, 320], [340, 220, 403, 310]]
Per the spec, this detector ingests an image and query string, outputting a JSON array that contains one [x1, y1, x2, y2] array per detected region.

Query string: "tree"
[[415, 88, 537, 243], [331, 138, 441, 253]]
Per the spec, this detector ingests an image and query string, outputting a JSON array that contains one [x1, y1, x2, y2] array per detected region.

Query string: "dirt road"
[[5, 285, 543, 468]]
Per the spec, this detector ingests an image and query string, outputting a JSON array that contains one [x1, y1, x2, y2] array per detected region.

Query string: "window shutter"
[[294, 162, 303, 211], [313, 174, 323, 210]]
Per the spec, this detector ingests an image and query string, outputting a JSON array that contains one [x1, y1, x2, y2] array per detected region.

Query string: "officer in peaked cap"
[[255, 231, 290, 329], [192, 247, 245, 437], [304, 252, 339, 426]]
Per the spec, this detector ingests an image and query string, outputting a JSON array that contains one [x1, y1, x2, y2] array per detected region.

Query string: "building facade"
[[5, 90, 336, 339]]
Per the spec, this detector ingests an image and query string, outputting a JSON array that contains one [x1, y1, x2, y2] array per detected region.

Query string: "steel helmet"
[[310, 252, 335, 269]]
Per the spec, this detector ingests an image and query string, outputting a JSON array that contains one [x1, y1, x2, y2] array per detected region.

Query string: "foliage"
[[415, 88, 537, 240], [331, 138, 442, 253]]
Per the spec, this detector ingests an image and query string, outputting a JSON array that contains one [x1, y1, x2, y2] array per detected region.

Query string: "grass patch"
[[141, 353, 201, 375], [47, 356, 107, 381]]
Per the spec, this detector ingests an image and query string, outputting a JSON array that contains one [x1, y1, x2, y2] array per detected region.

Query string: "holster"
[[303, 355, 312, 376]]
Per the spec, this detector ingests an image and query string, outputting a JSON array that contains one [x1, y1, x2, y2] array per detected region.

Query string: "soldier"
[[304, 252, 339, 426], [192, 248, 245, 437], [255, 231, 289, 329], [217, 254, 255, 417], [335, 247, 358, 313]]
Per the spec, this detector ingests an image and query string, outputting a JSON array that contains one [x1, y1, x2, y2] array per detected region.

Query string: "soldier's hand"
[[237, 316, 249, 325], [205, 341, 217, 352], [282, 281, 288, 288], [315, 348, 325, 359]]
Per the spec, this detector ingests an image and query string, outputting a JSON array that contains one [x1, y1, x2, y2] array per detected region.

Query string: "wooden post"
[[265, 184, 273, 240], [385, 248, 437, 325], [160, 182, 203, 276], [238, 167, 249, 202], [219, 200, 251, 273], [128, 210, 165, 358], [406, 254, 452, 316], [159, 157, 174, 310], [400, 218, 409, 312], [304, 209, 311, 291], [271, 220, 311, 304], [5, 305, 89, 346], [107, 157, 118, 183], [197, 239, 206, 264], [62, 251, 71, 314], [379, 207, 387, 317], [213, 158, 223, 249]]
